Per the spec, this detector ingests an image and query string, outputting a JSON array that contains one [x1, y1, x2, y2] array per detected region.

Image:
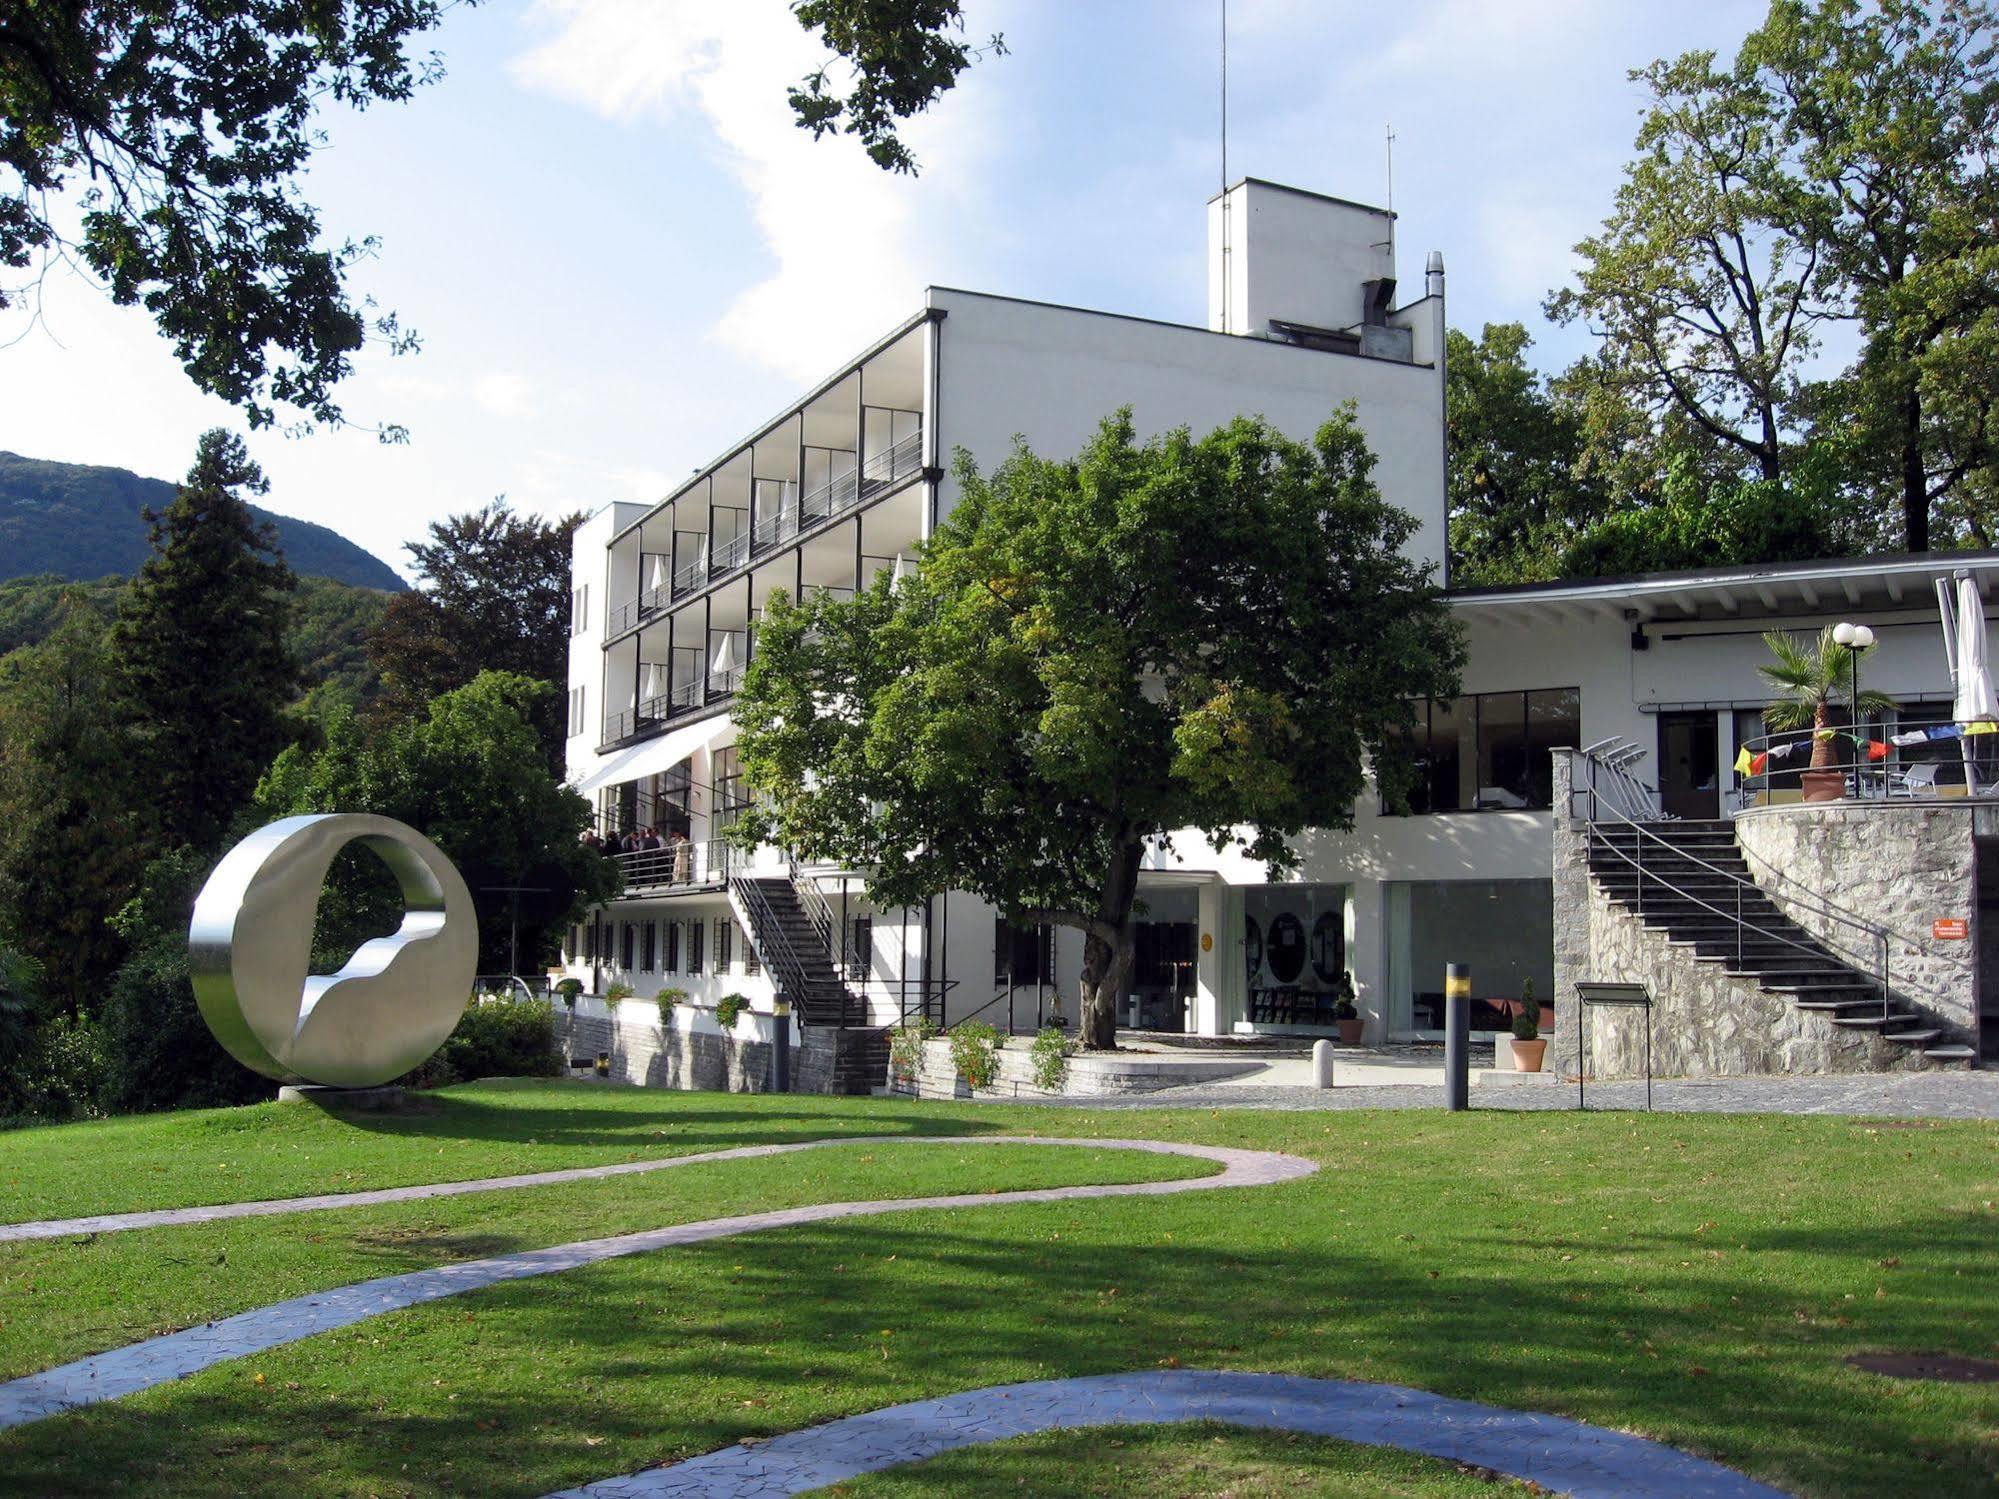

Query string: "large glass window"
[[1390, 688, 1580, 813], [1385, 879, 1554, 1034]]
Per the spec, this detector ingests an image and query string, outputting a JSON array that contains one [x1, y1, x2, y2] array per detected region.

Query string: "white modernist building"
[[560, 177, 1999, 1069]]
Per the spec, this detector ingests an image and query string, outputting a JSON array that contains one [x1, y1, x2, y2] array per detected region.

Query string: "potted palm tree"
[[1759, 627, 1893, 803]]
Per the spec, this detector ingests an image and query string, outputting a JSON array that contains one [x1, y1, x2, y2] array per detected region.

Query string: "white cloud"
[[474, 371, 534, 416], [510, 1, 1000, 383]]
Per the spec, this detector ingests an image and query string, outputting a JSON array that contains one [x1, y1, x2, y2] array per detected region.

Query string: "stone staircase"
[[727, 875, 862, 1027], [1587, 820, 1975, 1066]]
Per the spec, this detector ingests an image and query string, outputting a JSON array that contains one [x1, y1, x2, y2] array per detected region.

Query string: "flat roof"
[[1449, 548, 1999, 622], [1205, 176, 1396, 219]]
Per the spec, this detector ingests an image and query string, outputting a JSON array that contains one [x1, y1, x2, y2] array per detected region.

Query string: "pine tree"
[[111, 430, 300, 857]]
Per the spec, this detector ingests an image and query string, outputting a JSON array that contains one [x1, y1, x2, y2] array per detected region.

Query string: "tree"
[[1445, 323, 1606, 584], [256, 671, 619, 975], [0, 594, 141, 1011], [0, 1, 454, 432], [110, 429, 299, 857], [1760, 625, 1895, 768], [1547, 46, 1825, 486], [1744, 0, 1999, 551], [788, 0, 1005, 173], [731, 409, 1464, 1048], [366, 500, 581, 770], [4, 3, 998, 430]]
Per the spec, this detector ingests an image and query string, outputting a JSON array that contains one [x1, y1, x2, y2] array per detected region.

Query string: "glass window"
[[665, 920, 681, 974], [619, 921, 635, 970], [847, 916, 871, 980], [994, 920, 1054, 984], [1390, 689, 1580, 814], [742, 922, 760, 975], [688, 921, 705, 975], [1386, 879, 1553, 1034], [1474, 691, 1527, 808], [716, 917, 733, 972], [641, 921, 656, 972]]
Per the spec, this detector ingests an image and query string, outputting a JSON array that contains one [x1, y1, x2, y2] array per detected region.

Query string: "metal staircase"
[[728, 875, 864, 1027], [1575, 742, 1975, 1066]]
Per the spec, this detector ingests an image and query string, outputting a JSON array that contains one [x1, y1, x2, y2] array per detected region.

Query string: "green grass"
[[1, 1086, 1997, 1498], [813, 1420, 1544, 1496], [0, 1079, 1008, 1221]]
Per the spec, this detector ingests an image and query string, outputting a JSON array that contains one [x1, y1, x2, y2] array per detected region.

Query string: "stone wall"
[[796, 1027, 891, 1095], [1734, 802, 1983, 1036], [558, 1006, 777, 1093], [1548, 751, 1591, 1077], [894, 1038, 1264, 1100]]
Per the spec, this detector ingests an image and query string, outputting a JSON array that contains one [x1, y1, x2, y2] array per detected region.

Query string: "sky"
[[0, 0, 1771, 584]]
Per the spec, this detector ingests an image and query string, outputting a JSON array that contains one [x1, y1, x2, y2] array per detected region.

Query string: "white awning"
[[569, 714, 734, 796]]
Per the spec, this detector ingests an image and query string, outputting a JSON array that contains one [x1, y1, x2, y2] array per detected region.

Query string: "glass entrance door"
[[1658, 711, 1720, 820]]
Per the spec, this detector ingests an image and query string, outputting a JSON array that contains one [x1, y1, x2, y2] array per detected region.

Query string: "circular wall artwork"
[[1244, 916, 1263, 980], [1310, 911, 1345, 985], [1267, 912, 1305, 982]]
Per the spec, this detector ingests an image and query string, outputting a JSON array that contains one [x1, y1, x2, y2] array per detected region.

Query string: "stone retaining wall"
[[894, 1038, 1264, 1100], [558, 1006, 777, 1093], [1734, 802, 1984, 1037]]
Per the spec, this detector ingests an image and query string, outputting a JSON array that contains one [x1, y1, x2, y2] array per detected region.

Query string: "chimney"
[[1425, 250, 1445, 299]]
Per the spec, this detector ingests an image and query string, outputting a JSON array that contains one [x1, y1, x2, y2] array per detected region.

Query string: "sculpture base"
[[277, 1083, 416, 1112]]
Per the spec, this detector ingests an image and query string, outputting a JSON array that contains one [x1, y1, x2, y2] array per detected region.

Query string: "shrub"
[[887, 1018, 936, 1084], [604, 982, 634, 1011], [555, 978, 583, 1008], [1512, 979, 1540, 1041], [1029, 1024, 1071, 1092], [101, 849, 272, 1114], [402, 999, 559, 1089], [949, 1019, 1002, 1090], [655, 987, 688, 1024], [15, 1011, 110, 1123], [713, 993, 749, 1030]]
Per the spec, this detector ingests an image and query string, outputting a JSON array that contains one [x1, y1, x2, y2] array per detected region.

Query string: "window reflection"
[[1389, 688, 1581, 814]]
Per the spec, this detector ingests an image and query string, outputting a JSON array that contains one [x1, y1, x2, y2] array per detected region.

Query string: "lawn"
[[2, 1082, 1996, 1498], [817, 1421, 1545, 1496]]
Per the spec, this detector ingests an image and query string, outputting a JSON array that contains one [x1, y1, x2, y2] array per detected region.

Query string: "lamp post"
[[1833, 622, 1877, 795]]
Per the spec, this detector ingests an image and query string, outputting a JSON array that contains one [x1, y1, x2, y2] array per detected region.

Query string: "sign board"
[[1200, 933, 1214, 953], [1933, 918, 1969, 941]]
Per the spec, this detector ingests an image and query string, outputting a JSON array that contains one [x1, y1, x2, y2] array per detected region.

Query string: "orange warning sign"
[[1933, 918, 1969, 941]]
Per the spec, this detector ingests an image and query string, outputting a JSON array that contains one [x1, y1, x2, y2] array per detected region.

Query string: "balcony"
[[613, 837, 737, 893]]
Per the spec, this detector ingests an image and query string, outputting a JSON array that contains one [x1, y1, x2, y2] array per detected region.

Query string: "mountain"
[[0, 451, 408, 591], [0, 573, 391, 714]]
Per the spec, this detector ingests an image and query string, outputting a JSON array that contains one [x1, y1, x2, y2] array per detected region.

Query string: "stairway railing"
[[1574, 742, 1892, 1019], [730, 875, 862, 1026]]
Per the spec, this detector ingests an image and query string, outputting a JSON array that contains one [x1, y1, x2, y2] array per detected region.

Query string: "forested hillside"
[[0, 452, 406, 592]]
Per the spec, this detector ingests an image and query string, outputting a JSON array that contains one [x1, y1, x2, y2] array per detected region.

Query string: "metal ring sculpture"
[[188, 815, 477, 1088]]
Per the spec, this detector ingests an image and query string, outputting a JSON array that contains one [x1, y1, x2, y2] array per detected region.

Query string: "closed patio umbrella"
[[1953, 575, 1996, 793]]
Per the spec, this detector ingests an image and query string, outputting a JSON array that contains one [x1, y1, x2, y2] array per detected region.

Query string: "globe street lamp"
[[1833, 621, 1877, 795]]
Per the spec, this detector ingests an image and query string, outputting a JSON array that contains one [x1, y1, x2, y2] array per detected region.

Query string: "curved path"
[[0, 1137, 1311, 1431], [549, 1369, 1788, 1499]]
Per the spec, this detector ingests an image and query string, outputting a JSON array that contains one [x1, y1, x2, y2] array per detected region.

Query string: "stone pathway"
[[548, 1369, 1787, 1499], [0, 1138, 1312, 1431], [2, 1132, 1105, 1243], [1026, 1069, 1999, 1118]]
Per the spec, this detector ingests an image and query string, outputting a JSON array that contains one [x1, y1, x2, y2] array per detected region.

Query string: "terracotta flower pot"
[[1336, 1018, 1363, 1044], [1801, 768, 1847, 803], [1510, 1037, 1547, 1072]]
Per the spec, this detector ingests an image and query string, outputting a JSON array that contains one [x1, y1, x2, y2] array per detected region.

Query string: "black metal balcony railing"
[[605, 428, 926, 642], [614, 838, 734, 891]]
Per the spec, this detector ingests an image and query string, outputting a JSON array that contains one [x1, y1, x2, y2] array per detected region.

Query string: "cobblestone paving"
[[0, 1138, 1312, 1431], [548, 1369, 1787, 1499], [1023, 1069, 1999, 1118]]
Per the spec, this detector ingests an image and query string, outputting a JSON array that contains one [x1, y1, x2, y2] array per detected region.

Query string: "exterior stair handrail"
[[730, 874, 863, 1027], [1573, 743, 1892, 1017]]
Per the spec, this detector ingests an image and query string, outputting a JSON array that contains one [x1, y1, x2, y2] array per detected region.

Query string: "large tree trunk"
[[1077, 835, 1143, 1050], [1902, 387, 1929, 553]]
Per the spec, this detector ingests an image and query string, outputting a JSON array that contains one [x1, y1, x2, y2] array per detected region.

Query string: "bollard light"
[[1443, 963, 1471, 1112]]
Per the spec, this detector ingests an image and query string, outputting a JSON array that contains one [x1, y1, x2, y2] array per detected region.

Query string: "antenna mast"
[[1219, 0, 1232, 332], [1385, 122, 1396, 211]]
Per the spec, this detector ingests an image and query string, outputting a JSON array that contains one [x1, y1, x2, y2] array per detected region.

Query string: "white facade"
[[557, 175, 1999, 1050]]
